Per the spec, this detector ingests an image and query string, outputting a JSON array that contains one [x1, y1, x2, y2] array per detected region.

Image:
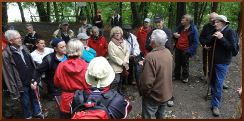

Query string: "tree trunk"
[[119, 2, 123, 18], [194, 2, 198, 26], [47, 2, 50, 22], [236, 3, 242, 35], [176, 2, 186, 25], [17, 2, 26, 23], [131, 2, 140, 28], [198, 2, 208, 26], [212, 2, 218, 12], [2, 2, 8, 32], [168, 2, 173, 30], [93, 2, 97, 16], [53, 2, 59, 22], [35, 2, 48, 22]]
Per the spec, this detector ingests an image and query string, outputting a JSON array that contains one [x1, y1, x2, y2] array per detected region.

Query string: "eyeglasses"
[[114, 33, 121, 35], [12, 37, 22, 40]]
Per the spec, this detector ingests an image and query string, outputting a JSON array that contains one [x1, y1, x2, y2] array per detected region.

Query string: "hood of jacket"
[[62, 58, 87, 75]]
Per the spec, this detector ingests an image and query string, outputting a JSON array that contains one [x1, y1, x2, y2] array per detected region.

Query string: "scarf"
[[111, 37, 124, 49]]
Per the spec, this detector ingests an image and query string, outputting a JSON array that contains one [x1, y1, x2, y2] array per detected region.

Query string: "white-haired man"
[[139, 29, 173, 119]]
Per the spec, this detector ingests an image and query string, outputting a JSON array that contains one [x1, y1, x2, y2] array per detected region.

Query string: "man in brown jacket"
[[139, 29, 173, 119]]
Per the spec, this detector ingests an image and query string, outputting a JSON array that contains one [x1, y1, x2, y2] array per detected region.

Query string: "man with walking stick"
[[205, 15, 237, 117], [199, 12, 228, 89]]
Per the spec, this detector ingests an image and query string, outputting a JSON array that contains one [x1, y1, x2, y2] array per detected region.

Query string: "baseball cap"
[[60, 19, 69, 25], [213, 15, 230, 24], [154, 14, 163, 22], [77, 33, 89, 40], [144, 18, 150, 22]]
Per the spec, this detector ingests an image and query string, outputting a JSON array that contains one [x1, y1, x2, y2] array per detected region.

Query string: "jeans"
[[142, 96, 167, 119], [211, 64, 229, 108], [20, 86, 41, 119], [174, 48, 190, 79]]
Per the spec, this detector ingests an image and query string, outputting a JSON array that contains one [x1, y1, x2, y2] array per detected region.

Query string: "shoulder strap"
[[129, 34, 134, 55], [46, 54, 52, 70], [101, 90, 117, 107], [71, 90, 85, 115]]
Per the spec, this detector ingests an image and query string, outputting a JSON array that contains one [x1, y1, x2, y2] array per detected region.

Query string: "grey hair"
[[25, 24, 33, 28], [210, 12, 218, 16], [4, 30, 20, 40], [110, 26, 123, 39], [151, 29, 167, 46], [92, 26, 99, 32], [66, 38, 84, 57], [182, 14, 192, 21]]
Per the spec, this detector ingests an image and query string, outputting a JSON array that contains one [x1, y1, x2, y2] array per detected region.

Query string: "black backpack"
[[70, 87, 132, 119], [223, 27, 240, 56], [70, 89, 111, 119]]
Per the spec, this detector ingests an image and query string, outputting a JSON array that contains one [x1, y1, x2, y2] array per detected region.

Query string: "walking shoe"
[[35, 113, 47, 119], [173, 77, 180, 81], [131, 82, 137, 86], [223, 82, 228, 89], [182, 78, 188, 83], [167, 101, 174, 107], [212, 108, 220, 116]]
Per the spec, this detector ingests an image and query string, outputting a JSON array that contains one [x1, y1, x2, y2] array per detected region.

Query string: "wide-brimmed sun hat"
[[213, 15, 230, 24], [85, 57, 115, 88]]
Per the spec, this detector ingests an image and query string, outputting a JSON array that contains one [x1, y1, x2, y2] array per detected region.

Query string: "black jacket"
[[206, 25, 235, 65], [199, 23, 215, 46], [33, 52, 63, 95]]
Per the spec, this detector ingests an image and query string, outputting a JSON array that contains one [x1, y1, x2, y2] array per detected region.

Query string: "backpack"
[[223, 27, 240, 56], [71, 87, 132, 119], [71, 89, 110, 119]]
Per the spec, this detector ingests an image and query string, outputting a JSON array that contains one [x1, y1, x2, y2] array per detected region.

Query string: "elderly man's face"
[[181, 18, 190, 27], [9, 33, 22, 48], [144, 21, 150, 28], [36, 40, 46, 49], [26, 26, 34, 34], [61, 24, 69, 32], [214, 20, 226, 31], [209, 13, 217, 26], [154, 20, 164, 29]]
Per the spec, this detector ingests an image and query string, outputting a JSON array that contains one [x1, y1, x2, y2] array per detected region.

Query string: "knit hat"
[[85, 57, 115, 88], [213, 15, 230, 24], [51, 38, 64, 48], [97, 10, 101, 13], [60, 19, 69, 25], [77, 33, 89, 40]]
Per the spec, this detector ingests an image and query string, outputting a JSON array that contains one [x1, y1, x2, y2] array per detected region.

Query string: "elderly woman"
[[54, 38, 90, 119], [77, 33, 96, 63], [87, 26, 108, 57], [32, 38, 67, 101], [108, 26, 130, 94]]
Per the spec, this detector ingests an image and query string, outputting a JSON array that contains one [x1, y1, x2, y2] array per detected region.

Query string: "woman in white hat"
[[108, 26, 130, 94], [54, 38, 90, 119]]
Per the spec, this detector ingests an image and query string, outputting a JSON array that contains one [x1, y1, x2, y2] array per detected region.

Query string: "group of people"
[[2, 10, 240, 119]]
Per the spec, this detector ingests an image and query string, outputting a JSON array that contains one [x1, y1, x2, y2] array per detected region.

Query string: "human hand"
[[85, 46, 90, 51], [122, 62, 128, 67], [138, 57, 145, 66], [173, 32, 181, 38], [204, 45, 211, 51], [213, 31, 223, 39], [237, 87, 242, 98], [30, 81, 37, 90]]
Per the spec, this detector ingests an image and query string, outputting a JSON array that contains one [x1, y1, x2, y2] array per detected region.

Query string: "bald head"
[[209, 12, 218, 25]]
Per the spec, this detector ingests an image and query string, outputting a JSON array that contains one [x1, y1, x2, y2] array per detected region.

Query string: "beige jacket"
[[108, 40, 129, 73]]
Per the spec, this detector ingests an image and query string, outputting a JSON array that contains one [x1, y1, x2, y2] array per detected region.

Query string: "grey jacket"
[[2, 44, 36, 99]]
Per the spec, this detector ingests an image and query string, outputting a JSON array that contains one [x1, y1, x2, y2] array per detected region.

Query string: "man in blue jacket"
[[206, 15, 236, 117], [172, 14, 198, 83]]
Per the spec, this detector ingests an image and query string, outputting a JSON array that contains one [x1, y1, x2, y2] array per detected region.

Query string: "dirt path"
[[4, 22, 242, 119]]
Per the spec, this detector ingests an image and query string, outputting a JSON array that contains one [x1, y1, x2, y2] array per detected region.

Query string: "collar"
[[10, 45, 23, 52], [221, 25, 228, 32], [151, 46, 166, 52]]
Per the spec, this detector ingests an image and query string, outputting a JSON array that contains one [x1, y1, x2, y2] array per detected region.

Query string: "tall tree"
[[130, 2, 140, 28], [46, 2, 50, 22], [236, 3, 242, 35], [53, 2, 59, 22], [17, 2, 26, 22], [93, 2, 97, 16], [2, 2, 8, 32], [176, 2, 186, 25], [35, 2, 48, 22], [212, 2, 218, 12], [168, 2, 174, 30], [119, 2, 123, 18], [194, 2, 198, 26]]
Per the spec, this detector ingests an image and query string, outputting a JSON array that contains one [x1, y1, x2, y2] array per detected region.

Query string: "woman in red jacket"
[[54, 38, 90, 119], [87, 26, 108, 57]]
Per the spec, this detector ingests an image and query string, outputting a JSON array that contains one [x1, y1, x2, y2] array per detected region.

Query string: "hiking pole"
[[204, 37, 217, 101], [32, 79, 44, 118], [233, 100, 242, 119]]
